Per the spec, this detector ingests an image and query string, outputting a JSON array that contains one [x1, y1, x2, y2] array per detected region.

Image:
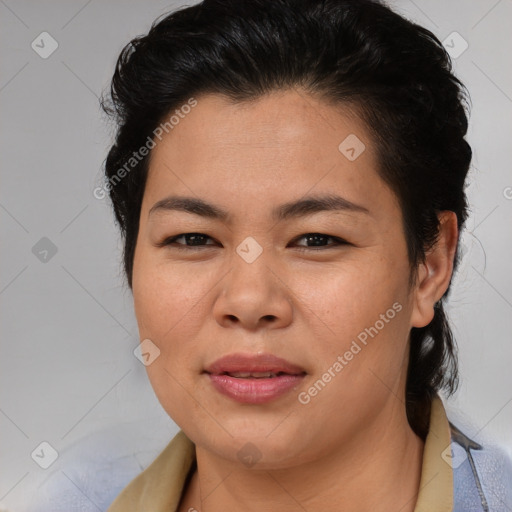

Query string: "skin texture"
[[131, 89, 458, 512]]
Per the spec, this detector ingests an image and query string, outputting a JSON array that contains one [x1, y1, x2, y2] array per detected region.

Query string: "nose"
[[212, 254, 293, 332]]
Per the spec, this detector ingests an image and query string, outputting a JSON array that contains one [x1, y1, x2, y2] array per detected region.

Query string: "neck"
[[182, 398, 425, 512]]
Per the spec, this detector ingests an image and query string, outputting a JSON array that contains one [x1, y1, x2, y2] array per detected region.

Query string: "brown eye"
[[291, 233, 348, 249], [158, 233, 218, 248]]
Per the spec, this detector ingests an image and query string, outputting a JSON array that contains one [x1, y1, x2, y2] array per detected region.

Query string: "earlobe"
[[410, 211, 459, 328]]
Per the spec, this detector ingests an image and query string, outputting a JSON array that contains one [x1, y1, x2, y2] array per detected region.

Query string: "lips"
[[204, 353, 306, 404], [204, 353, 306, 376], [224, 371, 283, 378]]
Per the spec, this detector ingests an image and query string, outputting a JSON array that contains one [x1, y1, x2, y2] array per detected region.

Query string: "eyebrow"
[[148, 194, 369, 222]]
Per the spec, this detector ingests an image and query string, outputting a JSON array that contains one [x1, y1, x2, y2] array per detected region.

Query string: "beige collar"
[[413, 395, 454, 511]]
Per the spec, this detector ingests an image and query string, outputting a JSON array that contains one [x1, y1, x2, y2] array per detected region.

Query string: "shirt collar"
[[413, 395, 454, 511]]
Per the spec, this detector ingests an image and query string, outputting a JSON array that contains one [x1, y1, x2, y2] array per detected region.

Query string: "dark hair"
[[101, 0, 472, 438]]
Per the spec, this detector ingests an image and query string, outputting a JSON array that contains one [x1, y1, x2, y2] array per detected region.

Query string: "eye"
[[157, 232, 348, 251], [290, 233, 348, 250], [157, 232, 219, 249]]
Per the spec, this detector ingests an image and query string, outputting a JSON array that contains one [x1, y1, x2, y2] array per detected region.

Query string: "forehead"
[[143, 89, 394, 218], [152, 89, 369, 155]]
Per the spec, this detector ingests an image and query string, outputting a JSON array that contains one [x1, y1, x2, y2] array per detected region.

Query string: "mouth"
[[204, 352, 306, 375], [203, 353, 307, 404], [215, 371, 300, 378]]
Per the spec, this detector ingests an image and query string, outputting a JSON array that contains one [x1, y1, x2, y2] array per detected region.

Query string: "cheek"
[[133, 256, 211, 340], [299, 275, 411, 412], [300, 254, 406, 324], [132, 259, 208, 423], [300, 255, 412, 377]]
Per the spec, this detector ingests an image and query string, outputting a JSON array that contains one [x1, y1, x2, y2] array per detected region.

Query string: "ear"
[[410, 211, 459, 328]]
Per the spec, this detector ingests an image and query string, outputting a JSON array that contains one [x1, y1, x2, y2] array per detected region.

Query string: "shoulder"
[[449, 422, 512, 511], [27, 428, 163, 511], [26, 423, 187, 512]]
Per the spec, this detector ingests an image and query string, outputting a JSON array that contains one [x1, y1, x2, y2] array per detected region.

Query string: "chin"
[[192, 416, 311, 463]]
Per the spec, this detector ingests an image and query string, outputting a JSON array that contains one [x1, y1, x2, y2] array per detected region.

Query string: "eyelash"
[[157, 232, 348, 251]]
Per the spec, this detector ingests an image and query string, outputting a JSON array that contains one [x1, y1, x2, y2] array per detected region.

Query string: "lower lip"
[[207, 373, 305, 404]]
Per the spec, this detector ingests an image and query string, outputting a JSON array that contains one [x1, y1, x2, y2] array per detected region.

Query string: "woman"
[[101, 0, 512, 510]]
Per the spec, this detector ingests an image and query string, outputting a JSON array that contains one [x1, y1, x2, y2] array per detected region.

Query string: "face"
[[132, 89, 419, 468]]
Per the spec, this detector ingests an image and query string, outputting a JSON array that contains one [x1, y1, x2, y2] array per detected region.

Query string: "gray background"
[[1, 0, 511, 510]]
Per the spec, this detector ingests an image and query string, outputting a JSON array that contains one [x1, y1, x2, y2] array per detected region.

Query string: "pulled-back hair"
[[101, 0, 472, 438]]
